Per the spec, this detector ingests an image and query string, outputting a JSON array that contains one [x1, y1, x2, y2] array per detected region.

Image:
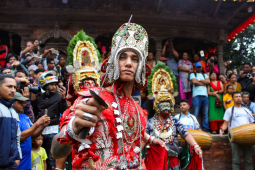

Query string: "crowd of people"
[[1, 26, 255, 170]]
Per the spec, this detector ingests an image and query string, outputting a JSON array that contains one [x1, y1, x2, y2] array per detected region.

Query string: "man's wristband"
[[34, 122, 39, 128]]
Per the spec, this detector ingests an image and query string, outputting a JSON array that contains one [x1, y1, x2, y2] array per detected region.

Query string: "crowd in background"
[[1, 39, 255, 170]]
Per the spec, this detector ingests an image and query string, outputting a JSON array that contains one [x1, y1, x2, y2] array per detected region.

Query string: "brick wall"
[[203, 135, 255, 170]]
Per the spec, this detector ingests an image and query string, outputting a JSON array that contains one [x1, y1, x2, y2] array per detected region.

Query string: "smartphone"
[[199, 50, 205, 57], [45, 109, 48, 116], [52, 49, 58, 55]]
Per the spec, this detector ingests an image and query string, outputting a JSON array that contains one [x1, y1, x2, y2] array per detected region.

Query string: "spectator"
[[241, 92, 255, 116], [237, 63, 255, 101], [190, 62, 210, 132], [6, 53, 29, 77], [60, 67, 70, 88], [162, 40, 180, 106], [220, 91, 254, 170], [56, 55, 66, 76], [225, 73, 242, 92], [252, 66, 255, 75], [219, 74, 227, 87], [32, 69, 45, 87], [174, 99, 201, 130], [223, 84, 234, 110], [233, 69, 237, 75], [0, 74, 22, 169], [12, 92, 50, 170], [31, 71, 67, 170], [178, 52, 193, 106], [158, 56, 168, 65], [28, 65, 39, 80], [20, 40, 38, 60], [238, 69, 244, 75], [207, 71, 224, 133], [206, 55, 219, 74], [192, 53, 207, 73], [147, 52, 156, 69], [226, 69, 233, 80], [31, 135, 48, 170], [37, 63, 44, 70], [47, 58, 55, 71], [2, 68, 12, 75]]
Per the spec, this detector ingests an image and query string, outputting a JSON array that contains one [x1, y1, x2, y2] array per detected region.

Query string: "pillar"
[[8, 32, 14, 53], [217, 44, 225, 74], [154, 37, 163, 60]]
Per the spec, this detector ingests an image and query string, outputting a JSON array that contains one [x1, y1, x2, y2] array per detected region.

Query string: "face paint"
[[79, 79, 96, 90], [157, 101, 173, 117]]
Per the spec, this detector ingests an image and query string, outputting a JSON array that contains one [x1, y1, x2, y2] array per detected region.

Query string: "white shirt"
[[223, 106, 254, 129], [174, 112, 200, 130]]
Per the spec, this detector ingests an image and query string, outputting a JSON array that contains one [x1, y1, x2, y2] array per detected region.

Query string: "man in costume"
[[51, 24, 165, 169], [145, 62, 203, 170]]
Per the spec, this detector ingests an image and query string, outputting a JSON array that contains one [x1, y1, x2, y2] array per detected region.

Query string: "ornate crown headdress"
[[66, 30, 101, 93], [147, 61, 178, 109], [106, 23, 149, 87]]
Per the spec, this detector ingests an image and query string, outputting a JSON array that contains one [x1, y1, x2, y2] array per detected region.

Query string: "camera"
[[247, 73, 250, 78], [19, 82, 41, 94], [168, 39, 172, 43], [38, 41, 44, 48]]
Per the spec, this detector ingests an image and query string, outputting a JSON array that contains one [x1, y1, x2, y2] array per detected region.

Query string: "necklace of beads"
[[113, 92, 142, 170], [153, 114, 174, 143]]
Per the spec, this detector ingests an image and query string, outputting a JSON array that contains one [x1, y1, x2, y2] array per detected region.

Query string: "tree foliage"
[[224, 24, 255, 70]]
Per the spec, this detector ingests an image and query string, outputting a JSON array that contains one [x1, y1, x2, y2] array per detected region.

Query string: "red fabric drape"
[[145, 145, 168, 170], [187, 149, 204, 170]]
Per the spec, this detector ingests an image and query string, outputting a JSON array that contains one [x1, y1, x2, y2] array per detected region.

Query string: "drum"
[[228, 124, 255, 145], [178, 129, 212, 150]]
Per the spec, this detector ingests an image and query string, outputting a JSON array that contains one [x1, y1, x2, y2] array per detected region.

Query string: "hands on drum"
[[72, 98, 106, 135]]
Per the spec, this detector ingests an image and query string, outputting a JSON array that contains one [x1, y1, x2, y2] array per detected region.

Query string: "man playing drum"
[[220, 91, 254, 170]]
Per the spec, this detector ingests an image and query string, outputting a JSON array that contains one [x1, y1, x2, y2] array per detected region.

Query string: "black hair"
[[228, 73, 236, 79], [226, 84, 233, 92], [192, 53, 200, 62], [0, 74, 15, 86], [15, 70, 28, 77], [34, 68, 45, 75], [180, 99, 189, 105], [47, 58, 54, 64], [241, 91, 250, 97], [61, 66, 67, 76], [232, 91, 241, 98], [58, 54, 65, 60], [243, 62, 251, 67], [2, 68, 11, 72], [209, 71, 217, 77], [7, 53, 18, 62]]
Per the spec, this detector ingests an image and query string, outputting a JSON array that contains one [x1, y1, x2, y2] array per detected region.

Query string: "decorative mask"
[[65, 30, 101, 95], [156, 101, 174, 117], [147, 61, 179, 115]]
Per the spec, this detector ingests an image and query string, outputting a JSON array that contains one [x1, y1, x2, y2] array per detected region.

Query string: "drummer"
[[220, 91, 254, 170]]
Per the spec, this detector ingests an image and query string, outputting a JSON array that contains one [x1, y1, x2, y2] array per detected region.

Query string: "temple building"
[[0, 0, 255, 73]]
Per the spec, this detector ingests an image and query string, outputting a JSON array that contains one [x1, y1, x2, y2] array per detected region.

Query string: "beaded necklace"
[[113, 92, 143, 170], [153, 114, 174, 143]]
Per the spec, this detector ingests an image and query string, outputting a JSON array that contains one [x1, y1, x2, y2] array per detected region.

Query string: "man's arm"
[[220, 120, 229, 137], [191, 78, 205, 86], [200, 78, 210, 85], [171, 45, 179, 59], [21, 40, 39, 57], [20, 115, 50, 141], [51, 126, 73, 159]]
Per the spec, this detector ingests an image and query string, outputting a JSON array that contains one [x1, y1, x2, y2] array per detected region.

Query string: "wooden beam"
[[213, 0, 223, 17], [157, 0, 163, 13], [223, 2, 248, 20]]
